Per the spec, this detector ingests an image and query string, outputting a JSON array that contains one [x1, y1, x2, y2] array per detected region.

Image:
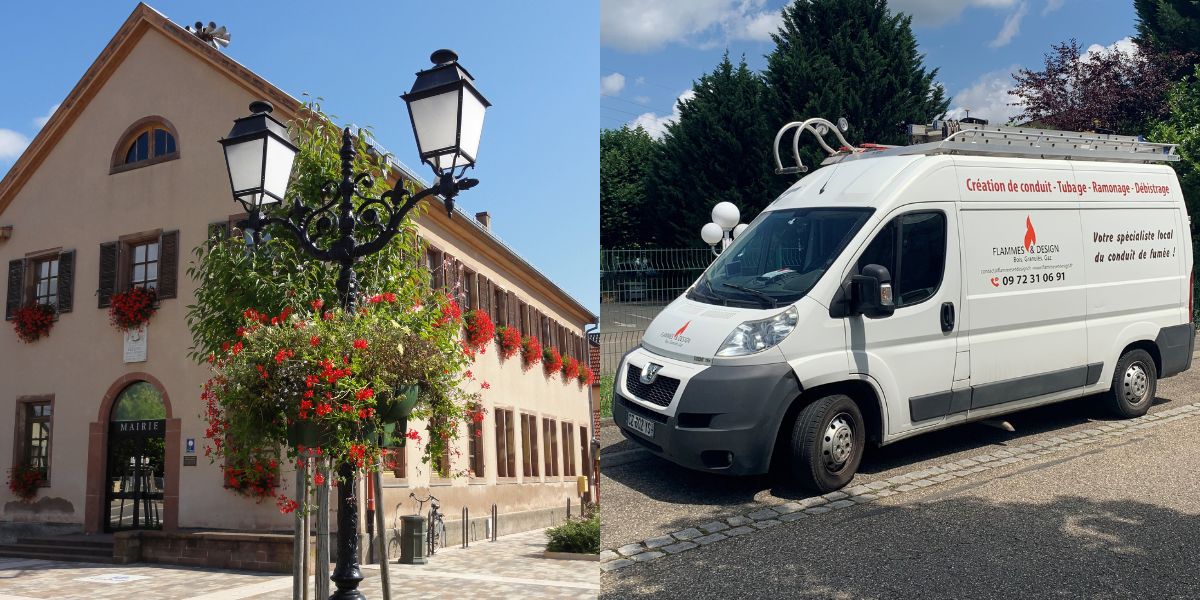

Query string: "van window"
[[857, 211, 946, 308], [691, 208, 873, 308]]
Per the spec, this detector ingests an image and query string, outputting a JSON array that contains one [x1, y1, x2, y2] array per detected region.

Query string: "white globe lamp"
[[711, 202, 740, 230], [701, 222, 724, 246]]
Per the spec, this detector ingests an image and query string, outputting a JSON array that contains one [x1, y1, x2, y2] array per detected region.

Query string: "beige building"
[[0, 2, 595, 548]]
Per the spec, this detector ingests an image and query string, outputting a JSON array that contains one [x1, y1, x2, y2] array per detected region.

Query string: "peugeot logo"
[[640, 363, 663, 385]]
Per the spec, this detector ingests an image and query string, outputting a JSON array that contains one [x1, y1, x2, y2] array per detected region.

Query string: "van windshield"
[[689, 207, 874, 308]]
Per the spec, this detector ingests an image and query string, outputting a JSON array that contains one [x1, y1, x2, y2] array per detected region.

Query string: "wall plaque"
[[123, 325, 147, 363]]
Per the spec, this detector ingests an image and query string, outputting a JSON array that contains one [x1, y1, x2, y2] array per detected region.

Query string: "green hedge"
[[546, 512, 600, 554]]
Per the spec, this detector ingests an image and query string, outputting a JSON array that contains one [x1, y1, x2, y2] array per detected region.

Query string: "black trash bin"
[[399, 514, 427, 565]]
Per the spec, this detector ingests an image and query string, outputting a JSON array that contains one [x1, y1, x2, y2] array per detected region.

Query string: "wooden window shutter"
[[494, 287, 506, 326], [97, 241, 119, 308], [507, 291, 517, 327], [5, 258, 25, 320], [56, 250, 76, 314], [157, 230, 180, 299], [443, 252, 456, 293]]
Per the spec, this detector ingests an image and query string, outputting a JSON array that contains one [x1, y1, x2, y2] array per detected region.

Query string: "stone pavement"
[[0, 529, 598, 600]]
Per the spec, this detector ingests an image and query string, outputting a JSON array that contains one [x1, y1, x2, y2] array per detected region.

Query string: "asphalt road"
[[601, 359, 1200, 599]]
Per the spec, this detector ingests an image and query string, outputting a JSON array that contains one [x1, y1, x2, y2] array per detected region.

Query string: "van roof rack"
[[774, 118, 1179, 175]]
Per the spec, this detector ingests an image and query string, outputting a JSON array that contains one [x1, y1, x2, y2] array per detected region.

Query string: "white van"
[[614, 119, 1194, 492]]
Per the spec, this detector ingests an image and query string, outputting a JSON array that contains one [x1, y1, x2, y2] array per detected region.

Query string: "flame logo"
[[674, 321, 691, 338], [1023, 216, 1036, 251]]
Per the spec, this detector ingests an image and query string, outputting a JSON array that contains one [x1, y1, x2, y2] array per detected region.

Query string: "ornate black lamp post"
[[219, 49, 489, 600]]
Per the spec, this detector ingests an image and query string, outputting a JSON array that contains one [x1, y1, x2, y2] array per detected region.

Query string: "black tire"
[[789, 394, 865, 493], [1106, 349, 1157, 418]]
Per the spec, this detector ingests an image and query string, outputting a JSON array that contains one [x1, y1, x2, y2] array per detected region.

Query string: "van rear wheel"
[[789, 394, 865, 493], [1106, 349, 1157, 418]]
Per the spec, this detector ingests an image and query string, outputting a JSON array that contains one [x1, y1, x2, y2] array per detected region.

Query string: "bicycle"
[[409, 492, 446, 556]]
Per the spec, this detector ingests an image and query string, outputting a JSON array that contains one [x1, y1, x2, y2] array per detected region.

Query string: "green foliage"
[[650, 54, 785, 247], [600, 125, 660, 248], [545, 512, 600, 554], [186, 100, 422, 363], [599, 373, 614, 418], [1135, 0, 1200, 57], [1151, 65, 1200, 230], [112, 381, 167, 421], [765, 0, 949, 172], [188, 101, 478, 509]]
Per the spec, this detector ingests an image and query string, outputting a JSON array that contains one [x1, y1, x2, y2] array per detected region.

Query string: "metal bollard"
[[567, 497, 571, 520], [462, 507, 469, 549], [491, 503, 498, 542]]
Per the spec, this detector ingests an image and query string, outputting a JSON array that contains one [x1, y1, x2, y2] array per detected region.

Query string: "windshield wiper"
[[721, 283, 777, 308], [691, 278, 728, 305]]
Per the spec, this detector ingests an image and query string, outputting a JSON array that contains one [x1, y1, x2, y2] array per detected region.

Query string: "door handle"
[[940, 302, 955, 332]]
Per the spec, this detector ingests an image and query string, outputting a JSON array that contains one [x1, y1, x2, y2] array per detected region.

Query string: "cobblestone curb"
[[600, 402, 1200, 573]]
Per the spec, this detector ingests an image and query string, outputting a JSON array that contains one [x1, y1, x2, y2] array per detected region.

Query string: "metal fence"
[[599, 248, 713, 378]]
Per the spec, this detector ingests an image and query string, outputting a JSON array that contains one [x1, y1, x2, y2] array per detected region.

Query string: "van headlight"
[[716, 306, 799, 357]]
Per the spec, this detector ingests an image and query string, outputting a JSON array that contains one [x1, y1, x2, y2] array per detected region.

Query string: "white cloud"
[[629, 89, 695, 138], [889, 0, 1018, 27], [0, 129, 30, 160], [601, 72, 627, 96], [944, 66, 1024, 125], [634, 76, 646, 85], [601, 0, 783, 53], [989, 1, 1028, 48], [1084, 36, 1136, 59], [32, 103, 60, 129], [1042, 0, 1065, 15]]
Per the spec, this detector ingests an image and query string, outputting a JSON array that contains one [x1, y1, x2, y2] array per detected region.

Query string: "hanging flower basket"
[[223, 457, 280, 503], [497, 325, 522, 360], [577, 366, 595, 386], [7, 465, 43, 502], [543, 346, 563, 377], [109, 287, 157, 331], [463, 310, 495, 356], [561, 356, 580, 383], [379, 383, 420, 423], [11, 303, 55, 343], [522, 335, 542, 370]]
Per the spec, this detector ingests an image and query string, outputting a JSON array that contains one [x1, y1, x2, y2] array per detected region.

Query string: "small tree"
[[189, 102, 480, 510], [1150, 65, 1200, 287], [1010, 39, 1176, 135], [600, 125, 659, 248]]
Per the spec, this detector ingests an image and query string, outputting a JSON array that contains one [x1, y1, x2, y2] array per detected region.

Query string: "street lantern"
[[711, 202, 740, 230], [401, 49, 491, 175], [703, 202, 746, 255], [700, 223, 723, 246], [220, 51, 487, 600], [219, 100, 298, 211]]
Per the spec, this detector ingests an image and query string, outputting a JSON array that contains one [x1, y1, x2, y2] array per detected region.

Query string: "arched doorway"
[[84, 374, 180, 534], [105, 382, 167, 531]]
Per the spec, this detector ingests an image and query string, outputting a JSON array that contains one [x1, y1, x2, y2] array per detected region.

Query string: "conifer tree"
[[764, 0, 948, 175], [649, 53, 781, 247], [600, 125, 659, 248]]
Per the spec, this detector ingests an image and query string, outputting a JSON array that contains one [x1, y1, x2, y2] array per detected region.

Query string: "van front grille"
[[625, 365, 680, 408]]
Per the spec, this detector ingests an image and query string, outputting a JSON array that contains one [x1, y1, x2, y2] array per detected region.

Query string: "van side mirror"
[[850, 264, 895, 318]]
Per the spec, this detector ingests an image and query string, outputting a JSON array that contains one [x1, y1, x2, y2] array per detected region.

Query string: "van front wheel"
[[789, 394, 865, 493], [1106, 349, 1157, 418]]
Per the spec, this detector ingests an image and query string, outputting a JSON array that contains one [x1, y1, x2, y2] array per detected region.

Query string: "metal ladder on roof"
[[774, 118, 1180, 177]]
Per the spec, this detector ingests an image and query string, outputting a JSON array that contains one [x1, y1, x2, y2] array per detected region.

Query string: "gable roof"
[[0, 3, 595, 323]]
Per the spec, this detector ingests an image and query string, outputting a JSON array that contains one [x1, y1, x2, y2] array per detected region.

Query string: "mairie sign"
[[113, 419, 165, 436]]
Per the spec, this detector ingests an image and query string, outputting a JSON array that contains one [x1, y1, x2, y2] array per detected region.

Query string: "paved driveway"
[[602, 359, 1200, 599]]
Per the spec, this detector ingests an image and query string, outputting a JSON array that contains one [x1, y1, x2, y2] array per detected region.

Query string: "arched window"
[[111, 381, 168, 422], [111, 117, 180, 174]]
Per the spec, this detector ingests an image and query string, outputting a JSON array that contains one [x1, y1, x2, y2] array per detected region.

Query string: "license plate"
[[626, 412, 655, 438]]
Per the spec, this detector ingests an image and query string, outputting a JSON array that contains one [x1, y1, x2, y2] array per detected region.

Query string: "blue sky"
[[0, 1, 599, 315], [601, 0, 1138, 135]]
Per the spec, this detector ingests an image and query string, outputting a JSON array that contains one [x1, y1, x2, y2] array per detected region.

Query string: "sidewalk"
[[0, 529, 598, 600]]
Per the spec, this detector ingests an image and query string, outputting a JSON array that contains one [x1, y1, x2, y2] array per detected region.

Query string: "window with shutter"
[[494, 286, 507, 327], [518, 300, 527, 335], [5, 259, 24, 320], [157, 230, 180, 299], [506, 291, 517, 327], [464, 270, 477, 310], [97, 242, 119, 308], [443, 253, 457, 296], [55, 250, 75, 314]]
